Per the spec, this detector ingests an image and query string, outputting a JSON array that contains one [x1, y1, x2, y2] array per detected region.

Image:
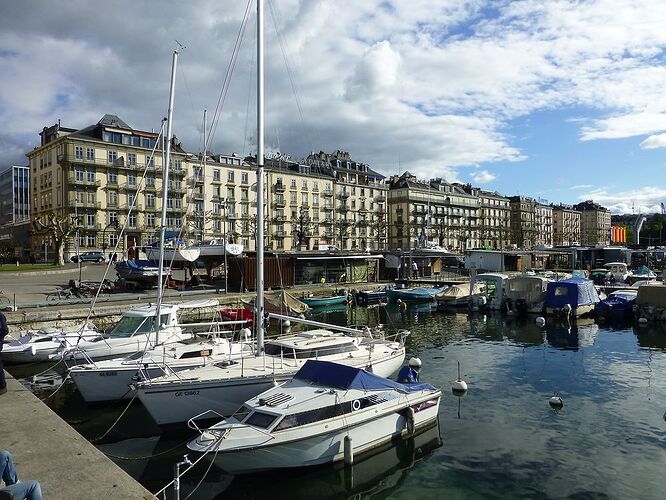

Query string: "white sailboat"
[[134, 2, 406, 427]]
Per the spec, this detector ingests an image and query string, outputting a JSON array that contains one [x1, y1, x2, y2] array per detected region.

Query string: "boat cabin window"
[[179, 349, 212, 359], [553, 286, 569, 296], [106, 314, 170, 337], [246, 411, 278, 429], [232, 405, 252, 422], [264, 342, 357, 359]]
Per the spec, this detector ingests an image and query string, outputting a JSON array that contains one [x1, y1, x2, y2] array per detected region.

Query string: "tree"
[[32, 211, 81, 266]]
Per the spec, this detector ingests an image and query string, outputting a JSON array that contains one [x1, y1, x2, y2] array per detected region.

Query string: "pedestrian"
[[0, 311, 8, 395], [0, 450, 43, 500], [412, 261, 419, 278]]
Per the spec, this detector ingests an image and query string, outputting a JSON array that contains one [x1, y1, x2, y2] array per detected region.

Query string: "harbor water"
[[8, 304, 666, 499]]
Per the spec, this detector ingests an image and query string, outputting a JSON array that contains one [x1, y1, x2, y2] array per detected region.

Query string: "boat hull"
[[545, 303, 596, 318], [300, 294, 348, 307], [138, 351, 405, 426], [71, 365, 168, 402], [205, 394, 441, 473]]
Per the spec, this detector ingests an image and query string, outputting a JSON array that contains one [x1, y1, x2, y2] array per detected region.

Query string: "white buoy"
[[638, 317, 648, 325], [452, 361, 468, 394], [536, 316, 545, 327], [549, 393, 564, 409]]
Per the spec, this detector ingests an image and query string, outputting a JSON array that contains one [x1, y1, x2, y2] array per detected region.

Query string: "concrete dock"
[[0, 372, 154, 499]]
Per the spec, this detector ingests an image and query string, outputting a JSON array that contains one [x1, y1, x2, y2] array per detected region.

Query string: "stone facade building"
[[574, 200, 611, 246], [461, 185, 510, 249], [552, 205, 581, 246], [509, 196, 537, 249], [535, 202, 553, 247]]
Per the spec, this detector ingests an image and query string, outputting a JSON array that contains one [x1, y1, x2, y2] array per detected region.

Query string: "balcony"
[[337, 204, 349, 212], [322, 189, 334, 197], [275, 230, 286, 237], [375, 194, 386, 203], [274, 182, 286, 192], [274, 215, 287, 222], [322, 205, 333, 211], [337, 192, 350, 200], [67, 173, 101, 187], [273, 199, 286, 208]]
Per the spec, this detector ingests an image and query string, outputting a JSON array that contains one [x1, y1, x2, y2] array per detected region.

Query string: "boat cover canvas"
[[636, 284, 666, 307], [293, 359, 436, 393], [545, 278, 600, 308]]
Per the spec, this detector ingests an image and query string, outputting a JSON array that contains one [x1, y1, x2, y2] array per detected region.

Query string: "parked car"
[[71, 251, 106, 263]]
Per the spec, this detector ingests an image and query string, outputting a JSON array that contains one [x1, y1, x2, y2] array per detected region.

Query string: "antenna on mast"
[[175, 40, 187, 50]]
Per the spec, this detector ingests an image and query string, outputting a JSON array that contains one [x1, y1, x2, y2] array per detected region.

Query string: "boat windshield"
[[246, 411, 278, 429], [232, 405, 252, 422], [106, 314, 170, 338]]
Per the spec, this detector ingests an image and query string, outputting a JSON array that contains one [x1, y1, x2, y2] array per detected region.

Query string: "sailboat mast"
[[202, 108, 207, 242], [156, 49, 178, 344], [256, 0, 265, 353]]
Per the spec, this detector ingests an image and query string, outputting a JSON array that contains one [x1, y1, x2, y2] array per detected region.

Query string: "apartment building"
[[27, 115, 194, 258], [387, 172, 480, 251], [552, 205, 581, 246], [509, 196, 537, 249], [535, 202, 553, 247], [305, 151, 388, 251], [574, 200, 611, 246], [461, 185, 510, 249]]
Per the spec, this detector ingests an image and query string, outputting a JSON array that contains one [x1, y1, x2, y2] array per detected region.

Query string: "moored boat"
[[505, 275, 549, 315], [544, 278, 600, 318], [435, 282, 484, 309], [300, 290, 348, 308], [135, 326, 407, 426], [351, 285, 392, 306], [1, 323, 99, 364], [186, 359, 441, 473], [386, 286, 446, 303], [594, 289, 637, 322], [469, 273, 508, 311]]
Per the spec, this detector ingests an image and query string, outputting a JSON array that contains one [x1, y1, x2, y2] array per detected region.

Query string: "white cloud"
[[2, 0, 666, 188], [570, 184, 594, 190], [639, 133, 666, 149], [470, 169, 496, 184], [577, 186, 666, 214]]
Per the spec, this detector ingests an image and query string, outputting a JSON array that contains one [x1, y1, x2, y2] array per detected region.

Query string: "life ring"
[[352, 399, 361, 411], [405, 406, 415, 435]]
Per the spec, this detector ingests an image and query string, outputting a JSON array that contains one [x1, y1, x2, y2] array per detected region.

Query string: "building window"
[[146, 155, 154, 167], [146, 213, 155, 228], [241, 188, 249, 201], [213, 170, 220, 181], [109, 233, 118, 248], [128, 153, 136, 165], [75, 146, 83, 159], [128, 213, 136, 228], [128, 172, 136, 186], [86, 212, 95, 226], [86, 168, 95, 182], [302, 180, 307, 189], [146, 193, 155, 208], [86, 148, 94, 161], [241, 172, 249, 184], [75, 168, 84, 182], [227, 187, 235, 201], [228, 170, 235, 182], [86, 234, 96, 247], [146, 174, 155, 187], [302, 193, 308, 204], [174, 159, 182, 171], [290, 179, 297, 188], [108, 151, 117, 162]]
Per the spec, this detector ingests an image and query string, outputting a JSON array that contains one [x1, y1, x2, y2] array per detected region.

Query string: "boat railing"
[[187, 409, 228, 435]]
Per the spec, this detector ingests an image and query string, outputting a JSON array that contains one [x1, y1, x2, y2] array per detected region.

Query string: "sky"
[[2, 0, 666, 214]]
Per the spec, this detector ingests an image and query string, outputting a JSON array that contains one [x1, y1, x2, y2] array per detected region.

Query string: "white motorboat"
[[1, 323, 99, 364], [435, 282, 485, 309], [69, 330, 253, 403], [186, 359, 441, 473], [470, 273, 508, 311], [50, 301, 212, 363], [136, 327, 406, 426]]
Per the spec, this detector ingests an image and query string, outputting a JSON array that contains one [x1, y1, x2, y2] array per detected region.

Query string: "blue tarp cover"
[[293, 359, 436, 393], [546, 278, 600, 308]]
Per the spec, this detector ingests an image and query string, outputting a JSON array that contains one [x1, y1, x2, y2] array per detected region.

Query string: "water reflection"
[[545, 318, 600, 350], [219, 422, 442, 500], [633, 322, 666, 350]]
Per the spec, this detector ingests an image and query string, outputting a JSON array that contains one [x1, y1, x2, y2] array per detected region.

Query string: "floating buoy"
[[549, 393, 564, 409], [638, 317, 648, 325], [536, 316, 545, 327], [452, 361, 468, 395]]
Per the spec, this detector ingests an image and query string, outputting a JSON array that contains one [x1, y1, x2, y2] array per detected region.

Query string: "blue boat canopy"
[[546, 278, 600, 308], [294, 359, 436, 393]]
